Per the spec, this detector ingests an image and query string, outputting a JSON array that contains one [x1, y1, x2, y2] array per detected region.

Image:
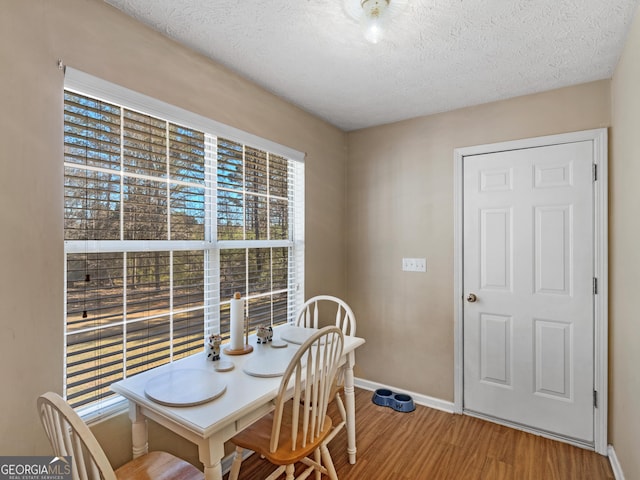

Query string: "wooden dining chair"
[[229, 326, 345, 480], [294, 295, 356, 337], [37, 392, 204, 480], [294, 296, 356, 448]]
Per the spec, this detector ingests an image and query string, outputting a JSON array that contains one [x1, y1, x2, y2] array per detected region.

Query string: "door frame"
[[453, 128, 608, 454]]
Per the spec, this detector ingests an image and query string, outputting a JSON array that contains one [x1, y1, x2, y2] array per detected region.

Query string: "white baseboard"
[[608, 445, 625, 480], [354, 377, 456, 414]]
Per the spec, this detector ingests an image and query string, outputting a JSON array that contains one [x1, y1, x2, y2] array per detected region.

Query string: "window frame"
[[63, 68, 305, 421]]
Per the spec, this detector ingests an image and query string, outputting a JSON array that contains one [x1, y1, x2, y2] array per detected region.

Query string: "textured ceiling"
[[105, 0, 639, 131]]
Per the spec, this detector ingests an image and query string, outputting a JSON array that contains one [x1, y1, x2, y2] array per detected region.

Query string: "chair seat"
[[115, 451, 203, 480], [231, 401, 333, 466]]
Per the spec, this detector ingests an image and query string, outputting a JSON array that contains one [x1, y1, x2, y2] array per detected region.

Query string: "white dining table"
[[111, 325, 365, 480]]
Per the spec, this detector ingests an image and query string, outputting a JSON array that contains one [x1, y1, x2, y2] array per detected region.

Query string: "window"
[[63, 70, 304, 416]]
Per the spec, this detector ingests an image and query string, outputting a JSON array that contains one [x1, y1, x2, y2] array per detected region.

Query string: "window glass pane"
[[64, 92, 121, 171], [126, 252, 171, 321], [64, 167, 121, 240], [173, 310, 204, 360], [123, 110, 167, 177], [246, 292, 288, 332], [123, 177, 168, 240], [66, 253, 124, 334], [272, 292, 288, 324], [217, 189, 243, 240], [269, 154, 288, 198], [171, 184, 205, 240], [217, 138, 243, 190], [218, 302, 232, 341], [247, 295, 272, 328], [169, 124, 205, 184], [272, 247, 289, 290], [173, 251, 205, 310], [66, 326, 124, 409], [220, 249, 246, 301], [248, 248, 271, 295], [125, 316, 171, 377], [245, 194, 267, 240], [270, 198, 288, 240], [245, 147, 267, 194]]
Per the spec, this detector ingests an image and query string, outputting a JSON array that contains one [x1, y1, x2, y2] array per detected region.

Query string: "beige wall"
[[610, 6, 640, 479], [0, 0, 347, 466], [4, 0, 638, 475], [346, 81, 610, 401]]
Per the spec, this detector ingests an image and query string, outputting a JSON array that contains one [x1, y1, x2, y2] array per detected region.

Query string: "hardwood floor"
[[224, 387, 614, 479]]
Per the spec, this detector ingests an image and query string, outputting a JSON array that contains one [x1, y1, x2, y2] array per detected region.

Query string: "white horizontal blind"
[[63, 72, 304, 416], [64, 92, 213, 411], [64, 68, 304, 163], [215, 138, 303, 337]]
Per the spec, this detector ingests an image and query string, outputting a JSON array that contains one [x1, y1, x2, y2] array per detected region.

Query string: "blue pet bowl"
[[372, 388, 393, 407], [372, 388, 415, 413]]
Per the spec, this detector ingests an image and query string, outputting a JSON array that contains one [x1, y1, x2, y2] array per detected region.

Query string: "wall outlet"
[[402, 258, 426, 272]]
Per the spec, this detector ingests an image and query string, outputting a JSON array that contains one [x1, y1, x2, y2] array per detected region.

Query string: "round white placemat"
[[213, 360, 234, 372], [145, 369, 226, 406], [243, 347, 297, 378], [279, 326, 330, 345]]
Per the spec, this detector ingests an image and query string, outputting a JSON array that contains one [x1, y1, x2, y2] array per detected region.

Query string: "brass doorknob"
[[466, 293, 477, 303]]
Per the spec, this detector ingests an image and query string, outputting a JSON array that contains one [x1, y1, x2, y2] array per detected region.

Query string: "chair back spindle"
[[39, 392, 205, 480], [295, 295, 356, 337], [269, 326, 344, 454], [38, 392, 116, 480]]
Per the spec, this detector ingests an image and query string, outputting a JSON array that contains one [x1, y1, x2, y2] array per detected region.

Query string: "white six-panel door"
[[463, 141, 595, 443]]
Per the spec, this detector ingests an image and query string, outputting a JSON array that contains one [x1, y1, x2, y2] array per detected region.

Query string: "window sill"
[[78, 395, 129, 426]]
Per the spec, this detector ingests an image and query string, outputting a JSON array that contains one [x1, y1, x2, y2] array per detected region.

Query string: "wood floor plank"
[[486, 421, 517, 465], [480, 457, 514, 480], [224, 388, 614, 479]]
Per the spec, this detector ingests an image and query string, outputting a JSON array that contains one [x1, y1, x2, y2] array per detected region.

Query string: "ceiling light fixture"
[[344, 0, 408, 44]]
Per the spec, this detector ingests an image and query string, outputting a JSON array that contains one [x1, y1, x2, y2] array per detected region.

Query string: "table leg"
[[128, 402, 148, 458], [197, 436, 226, 480], [344, 351, 357, 464]]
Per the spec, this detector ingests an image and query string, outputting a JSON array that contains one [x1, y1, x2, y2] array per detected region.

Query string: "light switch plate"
[[402, 258, 426, 272]]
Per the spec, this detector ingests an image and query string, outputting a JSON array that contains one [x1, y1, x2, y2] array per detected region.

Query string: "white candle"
[[230, 292, 244, 350]]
